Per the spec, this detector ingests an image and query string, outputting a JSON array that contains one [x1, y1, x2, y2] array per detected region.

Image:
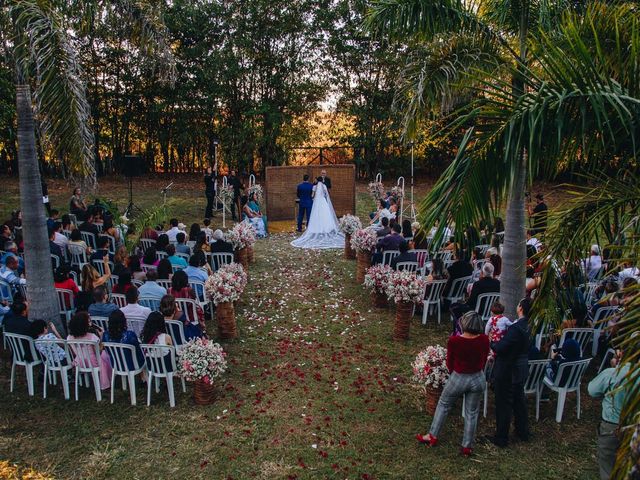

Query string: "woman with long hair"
[[102, 310, 145, 370], [156, 234, 170, 253], [142, 246, 159, 267], [67, 312, 112, 389], [157, 258, 173, 280], [112, 270, 133, 294], [160, 294, 203, 340], [169, 270, 205, 328], [188, 223, 201, 242]]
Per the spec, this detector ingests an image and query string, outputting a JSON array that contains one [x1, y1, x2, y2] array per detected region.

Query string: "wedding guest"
[[160, 294, 203, 340], [157, 259, 173, 280], [3, 302, 32, 340], [169, 270, 204, 328], [166, 244, 187, 269], [545, 338, 581, 382], [120, 287, 152, 321], [142, 247, 159, 268], [112, 270, 134, 295], [370, 199, 393, 226], [102, 217, 120, 244], [248, 192, 268, 234], [242, 196, 267, 238], [376, 217, 390, 238], [485, 302, 512, 360], [584, 244, 603, 281], [202, 219, 214, 242], [401, 219, 413, 239], [88, 286, 119, 318], [103, 310, 144, 371], [33, 319, 67, 364], [138, 270, 167, 301], [210, 229, 234, 253], [49, 229, 65, 262], [90, 236, 114, 263], [52, 222, 69, 251], [69, 229, 92, 255], [165, 218, 181, 243], [112, 246, 129, 275], [426, 258, 448, 281], [193, 231, 210, 254], [390, 241, 417, 270], [79, 259, 111, 309], [416, 311, 489, 456], [128, 255, 146, 282], [188, 223, 201, 242], [0, 255, 25, 294], [442, 250, 473, 301], [467, 263, 500, 310], [141, 225, 159, 241], [67, 312, 111, 390], [176, 232, 191, 255], [54, 265, 79, 306], [141, 311, 173, 347], [184, 255, 208, 283], [155, 234, 170, 253]]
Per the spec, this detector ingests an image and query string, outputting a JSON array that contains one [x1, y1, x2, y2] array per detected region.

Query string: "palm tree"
[[365, 0, 640, 317], [6, 0, 175, 330]]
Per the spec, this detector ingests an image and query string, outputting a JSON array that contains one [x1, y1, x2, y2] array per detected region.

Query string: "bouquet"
[[219, 184, 235, 205], [205, 262, 248, 304], [368, 181, 385, 201], [247, 184, 264, 204], [386, 270, 426, 304], [391, 185, 404, 200], [350, 228, 378, 253], [177, 337, 227, 385], [225, 222, 256, 250], [338, 214, 362, 235], [364, 264, 393, 293], [412, 345, 449, 390]]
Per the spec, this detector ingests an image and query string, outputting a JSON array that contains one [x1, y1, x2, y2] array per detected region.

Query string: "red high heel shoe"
[[460, 447, 473, 457], [416, 433, 438, 447]]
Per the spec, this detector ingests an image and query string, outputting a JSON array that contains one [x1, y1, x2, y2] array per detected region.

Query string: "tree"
[[365, 0, 640, 317]]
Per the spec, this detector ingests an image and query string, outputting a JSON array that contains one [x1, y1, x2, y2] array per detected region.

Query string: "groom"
[[296, 174, 313, 232]]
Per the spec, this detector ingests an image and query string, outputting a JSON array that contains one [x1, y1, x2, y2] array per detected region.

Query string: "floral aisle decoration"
[[412, 345, 449, 415], [177, 337, 228, 405], [351, 228, 378, 283], [364, 264, 393, 307], [368, 181, 385, 201], [205, 262, 248, 340], [219, 184, 235, 206], [226, 222, 256, 269], [338, 215, 362, 259], [386, 270, 426, 341], [391, 185, 404, 200]]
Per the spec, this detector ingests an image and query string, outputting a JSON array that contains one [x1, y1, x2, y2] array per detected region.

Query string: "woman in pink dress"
[[66, 312, 112, 390]]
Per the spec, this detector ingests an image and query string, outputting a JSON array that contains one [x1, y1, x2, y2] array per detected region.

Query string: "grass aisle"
[[0, 233, 597, 479]]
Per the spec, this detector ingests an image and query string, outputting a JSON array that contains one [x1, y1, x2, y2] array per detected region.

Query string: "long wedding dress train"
[[291, 181, 344, 249]]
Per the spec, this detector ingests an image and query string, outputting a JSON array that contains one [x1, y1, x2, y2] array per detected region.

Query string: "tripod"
[[124, 176, 144, 218]]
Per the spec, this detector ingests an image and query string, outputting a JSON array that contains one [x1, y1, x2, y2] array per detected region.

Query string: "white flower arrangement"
[[177, 337, 228, 385], [204, 262, 248, 305], [247, 184, 264, 204], [225, 222, 256, 250], [391, 185, 404, 200], [411, 345, 449, 390], [386, 270, 426, 304], [368, 181, 385, 201], [219, 184, 235, 205], [364, 264, 393, 294], [338, 214, 362, 235], [350, 228, 378, 253]]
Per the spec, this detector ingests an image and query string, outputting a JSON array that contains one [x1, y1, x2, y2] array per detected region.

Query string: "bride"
[[291, 177, 344, 249]]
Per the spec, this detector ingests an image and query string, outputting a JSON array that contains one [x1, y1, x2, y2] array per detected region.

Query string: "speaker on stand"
[[120, 154, 146, 218]]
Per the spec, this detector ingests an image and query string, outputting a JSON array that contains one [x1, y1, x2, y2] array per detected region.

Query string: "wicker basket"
[[372, 290, 388, 308], [356, 251, 372, 283], [344, 234, 356, 260], [393, 300, 414, 341], [216, 301, 237, 340], [194, 379, 216, 405], [235, 247, 249, 271], [425, 385, 443, 416], [247, 245, 255, 264]]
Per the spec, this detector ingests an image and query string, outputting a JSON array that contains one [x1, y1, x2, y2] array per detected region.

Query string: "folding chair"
[[68, 243, 88, 269], [56, 288, 76, 327], [111, 293, 127, 308], [139, 297, 161, 312], [559, 328, 594, 357], [475, 293, 500, 323], [443, 276, 472, 304], [396, 261, 419, 273], [139, 238, 156, 254], [80, 231, 97, 251], [166, 320, 188, 351]]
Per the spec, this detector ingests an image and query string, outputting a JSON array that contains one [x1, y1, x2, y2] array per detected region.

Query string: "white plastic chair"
[[5, 333, 42, 396], [139, 296, 161, 311], [474, 293, 500, 323], [141, 344, 185, 407], [92, 259, 114, 276], [166, 320, 188, 351], [599, 348, 616, 373], [139, 238, 156, 253], [36, 338, 72, 400], [475, 244, 491, 256], [559, 328, 594, 357], [524, 359, 548, 421], [51, 253, 61, 270], [175, 252, 190, 263], [141, 263, 156, 273], [590, 306, 619, 357], [156, 279, 173, 291], [421, 279, 447, 325], [81, 231, 97, 251], [409, 249, 430, 268], [68, 243, 88, 269], [433, 250, 452, 263], [107, 274, 119, 293], [381, 250, 400, 266], [583, 282, 599, 305], [155, 251, 168, 262], [542, 358, 591, 422], [444, 275, 472, 304], [91, 316, 109, 332], [111, 293, 127, 308], [0, 278, 13, 303], [66, 339, 103, 401], [132, 279, 144, 289], [103, 342, 147, 406], [175, 298, 200, 326], [55, 288, 76, 327], [396, 261, 419, 273], [210, 252, 234, 272]]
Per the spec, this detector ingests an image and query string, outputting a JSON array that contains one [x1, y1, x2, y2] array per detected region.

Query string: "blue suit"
[[297, 181, 313, 231]]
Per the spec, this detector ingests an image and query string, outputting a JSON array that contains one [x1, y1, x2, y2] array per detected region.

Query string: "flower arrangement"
[[350, 228, 378, 253], [205, 262, 248, 305], [412, 345, 449, 390], [338, 214, 362, 235], [368, 181, 385, 201], [219, 184, 235, 205], [247, 184, 264, 204], [386, 270, 426, 304], [391, 185, 404, 200], [364, 264, 393, 293], [177, 337, 228, 385], [225, 222, 256, 250]]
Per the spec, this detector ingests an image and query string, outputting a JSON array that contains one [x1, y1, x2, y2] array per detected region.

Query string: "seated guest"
[[176, 232, 191, 255], [142, 246, 160, 267], [618, 261, 640, 282], [141, 225, 159, 240], [467, 263, 500, 309], [165, 218, 181, 243], [442, 250, 473, 301], [79, 259, 111, 309], [88, 285, 119, 318], [584, 244, 603, 281], [157, 259, 173, 280], [193, 231, 210, 254], [128, 255, 146, 282], [372, 224, 404, 264], [67, 311, 111, 389], [119, 286, 152, 320], [169, 270, 204, 328], [155, 233, 170, 253], [545, 338, 581, 382], [401, 219, 413, 239], [69, 229, 91, 255], [112, 270, 134, 295], [69, 187, 87, 219], [33, 319, 67, 364], [102, 310, 145, 371], [46, 209, 60, 231], [489, 253, 502, 279], [61, 214, 74, 232], [166, 244, 188, 269], [49, 228, 65, 261], [526, 229, 542, 252], [0, 255, 26, 293], [54, 265, 79, 300], [0, 224, 11, 245], [102, 217, 120, 244], [210, 229, 234, 253], [3, 301, 32, 338], [376, 217, 390, 238], [369, 199, 394, 226], [184, 254, 209, 283], [425, 258, 448, 281], [1, 241, 24, 274], [51, 221, 69, 251], [141, 311, 173, 349], [160, 294, 203, 341], [202, 219, 214, 242], [90, 236, 114, 262], [138, 269, 167, 300], [390, 241, 418, 270], [189, 223, 201, 242], [112, 246, 129, 275], [79, 211, 100, 239]]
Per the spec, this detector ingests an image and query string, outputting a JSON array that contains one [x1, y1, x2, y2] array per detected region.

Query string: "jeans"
[[597, 420, 618, 480], [429, 371, 486, 448]]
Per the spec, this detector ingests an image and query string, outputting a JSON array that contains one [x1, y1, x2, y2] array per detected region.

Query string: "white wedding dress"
[[291, 181, 344, 249]]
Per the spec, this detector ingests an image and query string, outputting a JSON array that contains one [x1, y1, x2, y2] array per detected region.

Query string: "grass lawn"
[[0, 175, 596, 479]]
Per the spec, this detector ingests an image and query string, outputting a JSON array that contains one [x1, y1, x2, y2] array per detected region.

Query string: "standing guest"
[[165, 219, 181, 243], [66, 312, 111, 390], [138, 269, 167, 300], [160, 294, 203, 340], [416, 312, 489, 456], [69, 187, 87, 220], [189, 223, 201, 243], [588, 348, 631, 480], [585, 244, 603, 282], [204, 167, 216, 219], [210, 229, 234, 253], [88, 286, 119, 318], [296, 174, 313, 233], [227, 169, 244, 221], [202, 218, 214, 242], [176, 232, 191, 255], [157, 258, 173, 280], [102, 310, 144, 371], [390, 241, 417, 270], [112, 270, 134, 295], [528, 193, 548, 236], [166, 244, 188, 269], [169, 270, 204, 329], [488, 298, 531, 448], [119, 286, 152, 320]]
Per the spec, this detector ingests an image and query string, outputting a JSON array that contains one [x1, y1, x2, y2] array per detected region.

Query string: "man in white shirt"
[[618, 262, 639, 282], [165, 218, 181, 243], [119, 287, 152, 320], [137, 270, 167, 300], [526, 229, 542, 252], [584, 244, 603, 281], [52, 222, 69, 250]]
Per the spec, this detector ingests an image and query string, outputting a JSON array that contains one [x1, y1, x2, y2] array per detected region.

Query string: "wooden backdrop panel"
[[265, 165, 356, 221]]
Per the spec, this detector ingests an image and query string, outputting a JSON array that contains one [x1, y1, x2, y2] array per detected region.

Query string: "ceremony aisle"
[[0, 233, 597, 479]]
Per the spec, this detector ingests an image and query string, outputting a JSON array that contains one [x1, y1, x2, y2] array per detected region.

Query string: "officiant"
[[320, 169, 331, 191]]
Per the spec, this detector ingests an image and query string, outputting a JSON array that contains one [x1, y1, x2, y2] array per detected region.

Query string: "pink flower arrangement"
[[225, 222, 256, 250], [204, 262, 247, 305], [390, 185, 404, 200], [350, 228, 378, 253], [368, 181, 385, 201], [386, 270, 426, 304], [177, 337, 227, 384], [412, 345, 449, 390], [338, 214, 362, 235], [364, 264, 393, 294]]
